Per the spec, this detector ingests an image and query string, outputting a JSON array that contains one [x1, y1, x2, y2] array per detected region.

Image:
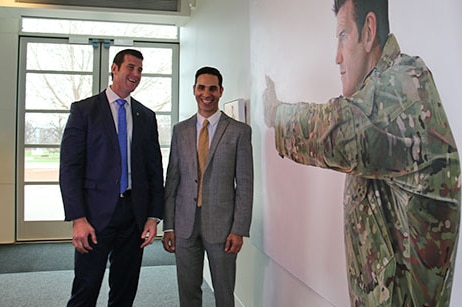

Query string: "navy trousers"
[[67, 195, 143, 307]]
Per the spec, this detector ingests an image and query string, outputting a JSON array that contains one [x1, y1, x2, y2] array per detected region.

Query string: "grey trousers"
[[175, 207, 237, 307]]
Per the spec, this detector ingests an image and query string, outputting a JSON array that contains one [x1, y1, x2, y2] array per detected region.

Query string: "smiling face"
[[110, 54, 143, 98], [193, 73, 224, 118], [335, 0, 373, 97]]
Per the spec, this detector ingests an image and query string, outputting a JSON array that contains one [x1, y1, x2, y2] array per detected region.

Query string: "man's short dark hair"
[[333, 0, 389, 49], [195, 66, 223, 88], [111, 49, 144, 79]]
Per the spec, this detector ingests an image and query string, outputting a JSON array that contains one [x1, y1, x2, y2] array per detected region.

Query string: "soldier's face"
[[335, 0, 371, 97]]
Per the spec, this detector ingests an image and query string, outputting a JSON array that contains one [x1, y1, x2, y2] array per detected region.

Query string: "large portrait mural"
[[251, 0, 462, 306]]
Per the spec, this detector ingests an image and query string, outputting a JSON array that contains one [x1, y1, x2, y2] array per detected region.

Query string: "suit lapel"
[[97, 92, 119, 151], [206, 112, 230, 168], [130, 99, 142, 146], [186, 116, 199, 166]]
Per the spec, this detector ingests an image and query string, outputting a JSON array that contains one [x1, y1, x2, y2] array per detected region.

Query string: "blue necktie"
[[116, 99, 128, 194]]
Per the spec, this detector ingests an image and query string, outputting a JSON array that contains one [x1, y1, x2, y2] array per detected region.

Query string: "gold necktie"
[[197, 119, 209, 207]]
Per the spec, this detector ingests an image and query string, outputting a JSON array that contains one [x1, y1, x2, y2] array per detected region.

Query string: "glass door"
[[17, 36, 178, 241], [17, 37, 99, 240]]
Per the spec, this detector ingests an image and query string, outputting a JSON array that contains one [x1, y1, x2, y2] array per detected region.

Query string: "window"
[[17, 18, 179, 240]]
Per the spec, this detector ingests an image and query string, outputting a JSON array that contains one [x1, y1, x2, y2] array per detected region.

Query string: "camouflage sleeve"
[[274, 65, 459, 178], [273, 55, 460, 202], [274, 97, 359, 173]]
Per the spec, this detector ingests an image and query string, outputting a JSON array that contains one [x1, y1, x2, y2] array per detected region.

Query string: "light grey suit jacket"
[[164, 111, 253, 243]]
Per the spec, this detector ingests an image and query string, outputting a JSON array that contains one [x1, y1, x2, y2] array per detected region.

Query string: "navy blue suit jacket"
[[59, 91, 164, 233]]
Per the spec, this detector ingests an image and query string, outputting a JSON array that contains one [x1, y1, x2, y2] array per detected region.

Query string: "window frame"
[[16, 20, 179, 241]]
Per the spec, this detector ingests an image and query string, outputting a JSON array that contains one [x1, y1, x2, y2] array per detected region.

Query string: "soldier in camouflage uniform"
[[263, 0, 460, 306]]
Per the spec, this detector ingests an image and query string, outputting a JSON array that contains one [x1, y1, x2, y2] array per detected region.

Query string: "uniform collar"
[[376, 34, 401, 73]]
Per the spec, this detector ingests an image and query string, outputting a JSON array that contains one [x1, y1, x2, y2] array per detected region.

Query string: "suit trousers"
[[67, 195, 144, 307], [175, 207, 237, 307]]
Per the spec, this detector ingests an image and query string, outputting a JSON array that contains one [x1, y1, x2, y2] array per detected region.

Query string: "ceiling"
[[16, 0, 182, 12]]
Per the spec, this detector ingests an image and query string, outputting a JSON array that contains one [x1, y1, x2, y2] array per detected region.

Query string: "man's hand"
[[72, 217, 97, 254], [162, 231, 175, 253], [263, 75, 281, 128], [140, 219, 157, 248], [224, 233, 243, 254]]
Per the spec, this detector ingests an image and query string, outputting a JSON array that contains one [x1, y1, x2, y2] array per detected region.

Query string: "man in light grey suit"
[[162, 66, 253, 307]]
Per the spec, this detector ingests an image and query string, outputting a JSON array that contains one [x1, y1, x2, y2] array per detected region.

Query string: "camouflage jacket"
[[274, 34, 461, 306]]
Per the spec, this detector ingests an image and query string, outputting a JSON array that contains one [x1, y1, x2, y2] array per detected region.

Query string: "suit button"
[[194, 197, 197, 201]]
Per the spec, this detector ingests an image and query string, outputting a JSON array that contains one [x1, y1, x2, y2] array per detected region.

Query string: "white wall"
[[178, 0, 251, 120], [250, 0, 348, 305], [249, 0, 462, 306], [180, 1, 335, 306]]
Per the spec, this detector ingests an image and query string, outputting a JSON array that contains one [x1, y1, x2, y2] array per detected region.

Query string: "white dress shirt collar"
[[106, 86, 131, 105], [197, 110, 221, 127]]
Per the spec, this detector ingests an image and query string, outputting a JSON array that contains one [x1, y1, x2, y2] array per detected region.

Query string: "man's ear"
[[111, 63, 117, 74], [362, 11, 377, 52]]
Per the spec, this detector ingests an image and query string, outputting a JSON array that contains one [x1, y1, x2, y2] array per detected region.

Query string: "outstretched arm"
[[263, 75, 282, 128]]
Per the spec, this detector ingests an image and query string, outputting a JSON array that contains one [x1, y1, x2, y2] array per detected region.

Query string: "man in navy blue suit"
[[59, 49, 164, 306]]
